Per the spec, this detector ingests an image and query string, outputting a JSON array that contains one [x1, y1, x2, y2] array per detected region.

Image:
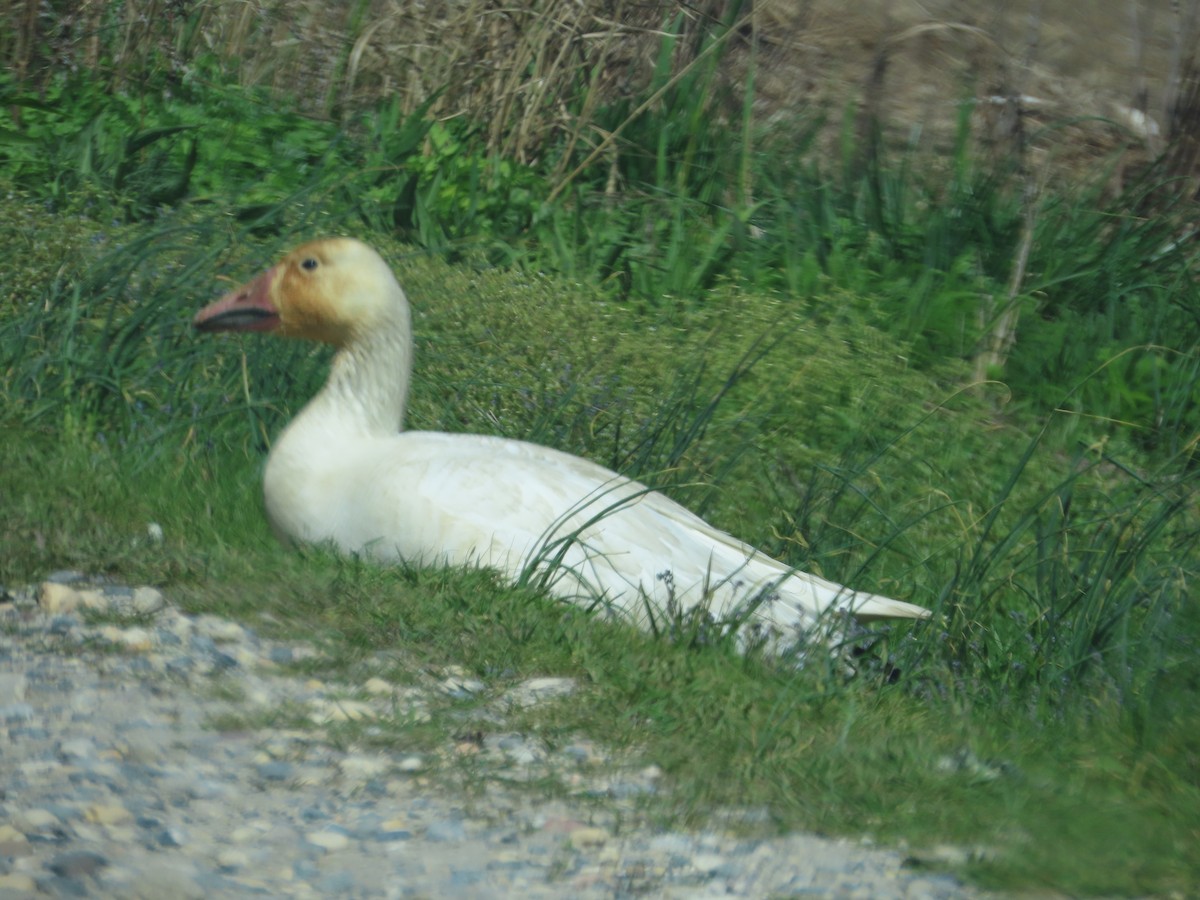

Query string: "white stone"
[[692, 852, 725, 873], [439, 674, 486, 696], [306, 830, 350, 852], [159, 610, 194, 637], [397, 755, 425, 773], [569, 826, 610, 848], [193, 615, 246, 643], [0, 673, 28, 703], [13, 808, 59, 832], [71, 822, 105, 843], [113, 627, 154, 652], [18, 760, 63, 778], [0, 874, 36, 893], [122, 860, 205, 899], [216, 849, 249, 871], [308, 698, 377, 724], [363, 677, 394, 694], [38, 582, 82, 613], [130, 586, 166, 614], [502, 676, 576, 709], [57, 737, 97, 760], [338, 754, 389, 780], [84, 803, 133, 825], [243, 686, 274, 708]]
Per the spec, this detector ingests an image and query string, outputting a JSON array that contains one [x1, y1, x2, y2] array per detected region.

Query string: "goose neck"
[[316, 316, 412, 435]]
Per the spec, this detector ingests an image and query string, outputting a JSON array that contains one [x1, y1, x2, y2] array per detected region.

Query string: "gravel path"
[[1, 572, 982, 898]]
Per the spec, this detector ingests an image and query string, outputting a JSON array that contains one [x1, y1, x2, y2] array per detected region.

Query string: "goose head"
[[193, 238, 406, 348]]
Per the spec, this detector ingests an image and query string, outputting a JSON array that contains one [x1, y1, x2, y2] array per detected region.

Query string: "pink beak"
[[194, 267, 280, 333]]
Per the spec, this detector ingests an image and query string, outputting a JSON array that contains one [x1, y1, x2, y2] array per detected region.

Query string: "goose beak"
[[194, 267, 281, 333]]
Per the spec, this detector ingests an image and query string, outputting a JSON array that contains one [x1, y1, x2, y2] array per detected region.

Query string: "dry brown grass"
[[3, 0, 707, 165], [4, 0, 1200, 182]]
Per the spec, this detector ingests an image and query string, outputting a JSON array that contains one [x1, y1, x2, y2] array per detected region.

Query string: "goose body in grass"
[[194, 238, 928, 651]]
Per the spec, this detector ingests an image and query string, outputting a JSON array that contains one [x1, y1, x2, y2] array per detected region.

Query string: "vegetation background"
[[2, 1, 1198, 896]]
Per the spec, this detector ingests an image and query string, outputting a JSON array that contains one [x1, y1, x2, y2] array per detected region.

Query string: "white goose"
[[194, 238, 928, 652]]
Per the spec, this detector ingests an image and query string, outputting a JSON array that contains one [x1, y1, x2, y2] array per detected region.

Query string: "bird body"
[[195, 238, 928, 650]]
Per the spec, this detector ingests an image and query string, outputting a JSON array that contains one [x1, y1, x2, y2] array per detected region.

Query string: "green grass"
[[5, 32, 1199, 460], [2, 187, 1197, 894], [2, 419, 1197, 896]]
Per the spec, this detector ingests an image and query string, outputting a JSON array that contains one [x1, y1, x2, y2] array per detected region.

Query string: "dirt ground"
[[749, 0, 1188, 158]]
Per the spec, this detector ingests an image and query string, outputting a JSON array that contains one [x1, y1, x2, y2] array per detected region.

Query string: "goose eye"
[[301, 258, 319, 271]]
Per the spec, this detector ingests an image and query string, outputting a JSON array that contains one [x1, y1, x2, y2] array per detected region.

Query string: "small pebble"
[[15, 808, 60, 832], [363, 677, 394, 694], [308, 698, 376, 723], [502, 676, 577, 709], [570, 826, 610, 848], [306, 829, 351, 852], [0, 673, 28, 702], [216, 848, 249, 871], [1, 702, 34, 723], [338, 754, 389, 780], [38, 582, 82, 614], [257, 761, 294, 782], [85, 803, 134, 826], [46, 849, 109, 877], [0, 873, 37, 893], [192, 615, 247, 643], [425, 819, 467, 842], [397, 755, 424, 773]]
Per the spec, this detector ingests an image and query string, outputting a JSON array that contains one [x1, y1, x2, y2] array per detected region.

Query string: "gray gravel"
[[1, 571, 983, 898]]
